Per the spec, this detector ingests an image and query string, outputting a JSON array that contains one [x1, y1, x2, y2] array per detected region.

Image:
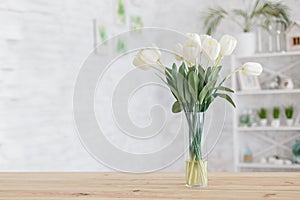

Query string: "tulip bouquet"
[[133, 33, 262, 188]]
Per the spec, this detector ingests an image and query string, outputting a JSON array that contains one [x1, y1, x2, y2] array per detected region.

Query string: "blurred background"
[[1, 0, 300, 172]]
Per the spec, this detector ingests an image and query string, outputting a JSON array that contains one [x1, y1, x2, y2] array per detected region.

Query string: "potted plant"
[[257, 108, 267, 126], [271, 107, 280, 127], [285, 105, 294, 126], [202, 0, 290, 56], [293, 140, 300, 164]]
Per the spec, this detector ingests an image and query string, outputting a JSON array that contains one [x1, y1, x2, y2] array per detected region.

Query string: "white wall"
[[0, 0, 299, 171]]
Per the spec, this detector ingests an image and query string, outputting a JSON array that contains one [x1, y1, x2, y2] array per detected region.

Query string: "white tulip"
[[202, 37, 220, 61], [199, 34, 211, 44], [174, 43, 183, 61], [219, 35, 237, 56], [186, 33, 202, 47], [242, 62, 263, 76], [132, 47, 161, 70], [183, 46, 199, 64], [182, 33, 202, 64]]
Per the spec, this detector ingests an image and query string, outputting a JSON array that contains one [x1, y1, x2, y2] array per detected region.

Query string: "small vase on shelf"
[[285, 106, 294, 126], [243, 146, 253, 163], [260, 119, 268, 126], [272, 107, 280, 127], [235, 32, 256, 56], [257, 108, 267, 126], [271, 119, 280, 127], [286, 119, 294, 126]]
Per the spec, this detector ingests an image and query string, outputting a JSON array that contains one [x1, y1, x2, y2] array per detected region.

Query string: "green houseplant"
[[285, 105, 294, 126], [202, 0, 290, 56], [271, 107, 280, 127], [257, 108, 267, 126], [133, 33, 262, 188]]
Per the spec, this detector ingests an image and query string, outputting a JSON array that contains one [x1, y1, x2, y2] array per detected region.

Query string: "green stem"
[[218, 66, 243, 87], [186, 111, 204, 161], [214, 54, 223, 67]]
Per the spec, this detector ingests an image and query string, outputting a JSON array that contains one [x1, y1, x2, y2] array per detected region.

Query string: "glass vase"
[[184, 111, 207, 188]]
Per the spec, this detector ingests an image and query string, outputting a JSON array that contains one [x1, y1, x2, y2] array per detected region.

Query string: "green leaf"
[[202, 6, 228, 34], [200, 96, 215, 112], [197, 65, 205, 76], [197, 65, 205, 90], [189, 66, 196, 72], [232, 9, 248, 18], [184, 78, 191, 104], [176, 71, 185, 102], [188, 71, 199, 101], [204, 66, 222, 101], [172, 101, 182, 113], [210, 66, 222, 81], [172, 63, 177, 80], [157, 74, 179, 100], [198, 79, 217, 104], [214, 93, 236, 108], [178, 62, 186, 77], [204, 67, 212, 83], [165, 68, 175, 88], [215, 86, 234, 93]]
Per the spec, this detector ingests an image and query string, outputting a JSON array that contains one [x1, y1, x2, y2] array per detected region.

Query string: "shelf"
[[237, 163, 300, 169], [236, 51, 300, 59], [236, 89, 300, 96], [237, 126, 300, 132]]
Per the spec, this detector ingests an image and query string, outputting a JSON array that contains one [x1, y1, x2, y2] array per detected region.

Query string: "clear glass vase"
[[184, 111, 207, 188]]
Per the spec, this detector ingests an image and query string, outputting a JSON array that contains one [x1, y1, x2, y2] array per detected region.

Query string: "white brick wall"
[[0, 0, 299, 171]]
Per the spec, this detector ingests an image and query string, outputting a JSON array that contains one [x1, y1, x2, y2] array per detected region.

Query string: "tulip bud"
[[199, 34, 211, 44], [202, 37, 220, 61], [186, 33, 202, 48], [219, 35, 237, 56], [182, 33, 202, 64], [242, 62, 263, 76], [133, 47, 161, 70]]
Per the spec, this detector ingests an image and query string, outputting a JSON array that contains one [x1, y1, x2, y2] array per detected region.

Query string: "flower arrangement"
[[133, 34, 262, 112], [132, 33, 262, 188]]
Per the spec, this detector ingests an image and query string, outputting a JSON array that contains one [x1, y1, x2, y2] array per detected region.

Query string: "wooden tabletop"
[[0, 172, 299, 199]]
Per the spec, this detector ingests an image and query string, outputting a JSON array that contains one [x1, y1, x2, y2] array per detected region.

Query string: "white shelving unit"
[[231, 52, 300, 172], [237, 126, 300, 132], [236, 89, 300, 96], [237, 163, 300, 169], [236, 51, 300, 59]]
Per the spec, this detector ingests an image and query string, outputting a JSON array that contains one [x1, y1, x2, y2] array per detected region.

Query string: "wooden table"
[[0, 172, 299, 199]]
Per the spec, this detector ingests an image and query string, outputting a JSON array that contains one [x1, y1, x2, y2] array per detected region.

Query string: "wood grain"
[[0, 172, 299, 199]]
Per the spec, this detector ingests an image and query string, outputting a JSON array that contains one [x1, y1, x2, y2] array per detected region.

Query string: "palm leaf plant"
[[203, 0, 291, 34], [132, 33, 262, 188]]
